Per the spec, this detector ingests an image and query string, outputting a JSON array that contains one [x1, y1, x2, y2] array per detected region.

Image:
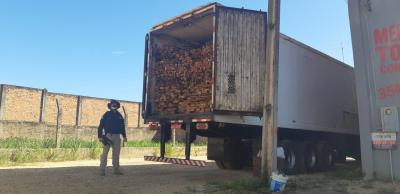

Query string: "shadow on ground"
[[0, 161, 252, 194]]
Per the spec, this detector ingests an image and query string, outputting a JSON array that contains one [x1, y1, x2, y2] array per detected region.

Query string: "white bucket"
[[270, 172, 288, 193]]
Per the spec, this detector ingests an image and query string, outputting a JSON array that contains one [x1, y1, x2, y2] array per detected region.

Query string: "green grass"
[[203, 179, 271, 194], [324, 162, 363, 180], [0, 137, 206, 149], [126, 140, 163, 147], [0, 137, 206, 166], [283, 178, 312, 192], [0, 138, 55, 149], [378, 188, 397, 194], [361, 181, 374, 189], [0, 147, 103, 165]]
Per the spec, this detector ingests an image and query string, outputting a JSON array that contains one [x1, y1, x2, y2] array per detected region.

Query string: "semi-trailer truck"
[[142, 3, 360, 174]]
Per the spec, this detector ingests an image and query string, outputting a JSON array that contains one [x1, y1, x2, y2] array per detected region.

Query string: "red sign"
[[171, 123, 182, 129], [372, 132, 397, 149]]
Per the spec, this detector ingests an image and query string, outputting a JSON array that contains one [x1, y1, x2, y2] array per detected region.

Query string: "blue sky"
[[0, 0, 352, 102]]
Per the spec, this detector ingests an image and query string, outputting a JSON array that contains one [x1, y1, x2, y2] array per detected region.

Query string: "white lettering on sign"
[[371, 132, 397, 149]]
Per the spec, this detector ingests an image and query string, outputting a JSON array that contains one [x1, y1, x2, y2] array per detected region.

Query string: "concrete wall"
[[0, 120, 156, 141], [0, 120, 207, 143]]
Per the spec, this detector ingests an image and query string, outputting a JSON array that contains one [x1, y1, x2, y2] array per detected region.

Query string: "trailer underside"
[[152, 117, 360, 174]]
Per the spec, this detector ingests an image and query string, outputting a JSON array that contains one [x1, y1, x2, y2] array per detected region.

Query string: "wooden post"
[[261, 0, 281, 179], [39, 89, 47, 123], [75, 96, 82, 127], [0, 85, 5, 120], [55, 98, 63, 148]]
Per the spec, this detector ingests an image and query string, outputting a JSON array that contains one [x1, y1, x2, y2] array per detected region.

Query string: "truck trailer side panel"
[[212, 35, 359, 136], [277, 35, 359, 135]]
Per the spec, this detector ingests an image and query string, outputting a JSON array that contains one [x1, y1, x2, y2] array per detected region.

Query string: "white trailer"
[[143, 3, 360, 174]]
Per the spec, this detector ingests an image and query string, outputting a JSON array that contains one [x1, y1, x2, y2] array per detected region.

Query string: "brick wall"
[[80, 98, 109, 127], [0, 84, 207, 144], [46, 94, 78, 125], [120, 102, 140, 128], [0, 84, 144, 128], [3, 87, 42, 122]]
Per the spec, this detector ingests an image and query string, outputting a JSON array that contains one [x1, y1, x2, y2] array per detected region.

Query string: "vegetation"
[[378, 188, 397, 194], [186, 179, 271, 194], [324, 162, 363, 180], [0, 147, 102, 165], [0, 137, 206, 166], [0, 137, 206, 149]]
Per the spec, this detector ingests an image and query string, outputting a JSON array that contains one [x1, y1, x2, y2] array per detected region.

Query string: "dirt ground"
[[0, 157, 252, 194], [0, 159, 399, 194]]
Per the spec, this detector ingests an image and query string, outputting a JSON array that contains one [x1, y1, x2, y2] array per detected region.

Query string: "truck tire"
[[303, 142, 318, 173], [333, 149, 346, 163], [215, 160, 226, 169], [221, 160, 242, 169], [292, 141, 306, 174], [208, 138, 245, 170], [223, 139, 245, 170], [280, 140, 301, 175], [317, 142, 335, 171]]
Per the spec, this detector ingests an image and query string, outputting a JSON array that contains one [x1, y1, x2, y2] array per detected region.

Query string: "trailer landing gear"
[[185, 121, 192, 160]]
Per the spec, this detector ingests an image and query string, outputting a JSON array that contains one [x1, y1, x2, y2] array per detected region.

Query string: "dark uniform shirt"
[[97, 111, 126, 138]]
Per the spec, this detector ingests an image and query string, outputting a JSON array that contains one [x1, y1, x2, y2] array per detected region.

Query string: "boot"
[[114, 167, 123, 175]]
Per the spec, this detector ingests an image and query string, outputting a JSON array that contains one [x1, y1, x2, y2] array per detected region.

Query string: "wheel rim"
[[288, 151, 296, 169], [311, 152, 317, 167], [328, 152, 333, 166], [309, 151, 317, 168]]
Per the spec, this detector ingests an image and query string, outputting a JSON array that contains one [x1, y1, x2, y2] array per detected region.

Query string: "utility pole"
[[261, 0, 281, 180]]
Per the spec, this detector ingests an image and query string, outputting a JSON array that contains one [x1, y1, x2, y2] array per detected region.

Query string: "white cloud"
[[111, 50, 127, 55]]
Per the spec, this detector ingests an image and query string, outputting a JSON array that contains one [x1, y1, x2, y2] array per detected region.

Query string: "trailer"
[[142, 3, 360, 174]]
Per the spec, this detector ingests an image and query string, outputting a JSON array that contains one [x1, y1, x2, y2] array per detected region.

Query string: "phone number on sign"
[[378, 83, 400, 100]]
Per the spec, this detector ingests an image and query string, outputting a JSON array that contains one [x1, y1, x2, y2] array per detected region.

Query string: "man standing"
[[98, 99, 127, 176]]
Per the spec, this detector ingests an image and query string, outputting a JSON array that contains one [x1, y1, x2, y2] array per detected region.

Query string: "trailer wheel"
[[333, 149, 346, 163], [303, 142, 318, 173], [285, 141, 305, 174], [220, 139, 245, 170], [215, 160, 226, 169], [280, 140, 300, 175], [317, 142, 335, 171]]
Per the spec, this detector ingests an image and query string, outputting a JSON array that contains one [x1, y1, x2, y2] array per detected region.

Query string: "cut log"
[[153, 41, 213, 114]]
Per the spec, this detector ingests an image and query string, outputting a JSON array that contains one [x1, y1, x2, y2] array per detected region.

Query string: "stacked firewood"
[[153, 42, 213, 114]]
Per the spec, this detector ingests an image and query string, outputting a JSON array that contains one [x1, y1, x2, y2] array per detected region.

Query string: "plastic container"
[[270, 172, 288, 193]]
